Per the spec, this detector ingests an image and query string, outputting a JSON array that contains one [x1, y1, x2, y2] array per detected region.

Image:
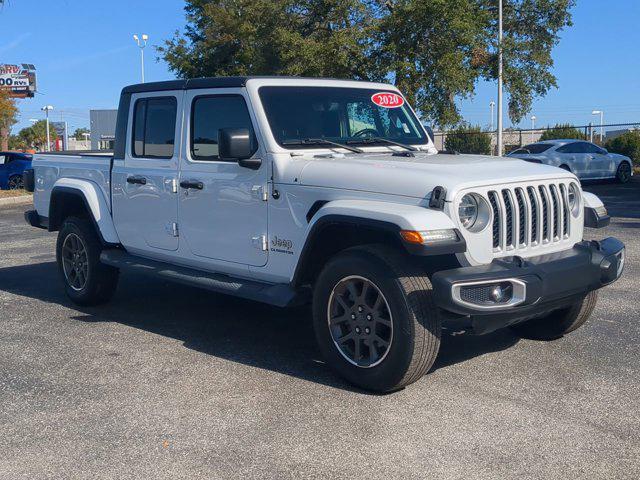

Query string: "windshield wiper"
[[282, 138, 363, 153], [347, 137, 418, 152]]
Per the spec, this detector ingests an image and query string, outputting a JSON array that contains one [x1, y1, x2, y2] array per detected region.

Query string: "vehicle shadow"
[[0, 261, 520, 392], [582, 177, 640, 219]]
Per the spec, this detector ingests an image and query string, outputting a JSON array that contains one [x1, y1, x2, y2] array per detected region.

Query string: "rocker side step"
[[99, 249, 307, 307]]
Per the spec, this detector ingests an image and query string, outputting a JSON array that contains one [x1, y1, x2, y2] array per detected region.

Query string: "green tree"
[[16, 120, 58, 151], [445, 124, 492, 154], [539, 123, 585, 141], [160, 0, 574, 126], [0, 89, 18, 150], [605, 130, 640, 166], [73, 127, 90, 141]]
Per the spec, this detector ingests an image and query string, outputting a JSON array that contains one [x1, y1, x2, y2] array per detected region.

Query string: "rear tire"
[[56, 216, 119, 306], [616, 162, 632, 184], [510, 291, 598, 340], [312, 245, 441, 392]]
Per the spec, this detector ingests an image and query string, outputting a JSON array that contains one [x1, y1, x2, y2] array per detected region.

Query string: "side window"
[[583, 143, 601, 154], [191, 95, 256, 161], [0, 155, 5, 165], [131, 97, 177, 159], [557, 142, 582, 154]]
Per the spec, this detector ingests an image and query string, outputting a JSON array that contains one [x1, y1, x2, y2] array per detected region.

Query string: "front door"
[[178, 89, 268, 267], [585, 143, 613, 177], [112, 92, 182, 255]]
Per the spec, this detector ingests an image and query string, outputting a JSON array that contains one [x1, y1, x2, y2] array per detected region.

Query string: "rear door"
[[177, 88, 268, 267], [112, 91, 183, 255]]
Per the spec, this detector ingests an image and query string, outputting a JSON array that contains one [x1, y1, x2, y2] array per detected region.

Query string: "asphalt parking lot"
[[1, 179, 639, 480]]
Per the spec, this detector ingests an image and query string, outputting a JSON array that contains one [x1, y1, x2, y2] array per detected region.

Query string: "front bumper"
[[432, 237, 625, 334]]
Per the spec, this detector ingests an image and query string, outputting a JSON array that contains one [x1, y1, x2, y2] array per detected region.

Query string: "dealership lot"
[[1, 180, 639, 479]]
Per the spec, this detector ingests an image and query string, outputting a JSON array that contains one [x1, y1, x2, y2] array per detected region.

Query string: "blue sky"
[[1, 0, 639, 135]]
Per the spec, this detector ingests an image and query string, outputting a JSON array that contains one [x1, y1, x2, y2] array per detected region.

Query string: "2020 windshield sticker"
[[371, 92, 404, 108], [271, 236, 294, 255]]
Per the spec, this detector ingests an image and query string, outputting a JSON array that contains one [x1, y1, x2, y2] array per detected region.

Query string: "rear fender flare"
[[50, 178, 120, 245]]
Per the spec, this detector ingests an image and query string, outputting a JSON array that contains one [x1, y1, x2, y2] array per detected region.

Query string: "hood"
[[298, 153, 575, 201]]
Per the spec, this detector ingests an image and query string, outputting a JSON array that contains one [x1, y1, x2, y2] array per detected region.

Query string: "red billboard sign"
[[0, 64, 36, 98]]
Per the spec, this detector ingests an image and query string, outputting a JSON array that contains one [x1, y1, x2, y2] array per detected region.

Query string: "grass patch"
[[0, 189, 32, 198]]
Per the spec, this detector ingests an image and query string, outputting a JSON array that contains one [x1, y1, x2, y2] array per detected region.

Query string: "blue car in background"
[[0, 152, 32, 190]]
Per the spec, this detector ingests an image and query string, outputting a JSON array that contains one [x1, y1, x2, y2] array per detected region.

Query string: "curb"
[[0, 195, 33, 208]]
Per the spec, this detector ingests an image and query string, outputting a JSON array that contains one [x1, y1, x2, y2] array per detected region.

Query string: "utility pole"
[[41, 105, 54, 152], [497, 0, 504, 157], [133, 34, 149, 83]]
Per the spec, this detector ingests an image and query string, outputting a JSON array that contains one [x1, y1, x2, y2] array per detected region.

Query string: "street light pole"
[[41, 105, 54, 152], [133, 34, 149, 83], [489, 101, 495, 131], [591, 110, 604, 143], [531, 115, 536, 143], [497, 0, 504, 157]]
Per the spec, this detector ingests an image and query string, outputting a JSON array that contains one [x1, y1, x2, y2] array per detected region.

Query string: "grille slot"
[[502, 190, 514, 247], [527, 187, 538, 244], [489, 192, 500, 249], [515, 188, 527, 246], [538, 186, 549, 241], [488, 182, 572, 254]]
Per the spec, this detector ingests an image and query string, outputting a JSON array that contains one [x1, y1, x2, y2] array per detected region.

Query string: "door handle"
[[180, 179, 204, 190], [126, 175, 147, 185]]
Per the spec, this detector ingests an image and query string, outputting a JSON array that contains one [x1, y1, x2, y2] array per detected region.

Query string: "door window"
[[132, 97, 177, 158], [583, 142, 602, 154], [190, 95, 257, 161], [557, 142, 585, 154]]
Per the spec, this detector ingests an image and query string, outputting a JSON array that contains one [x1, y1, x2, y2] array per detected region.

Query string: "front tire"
[[510, 291, 598, 340], [312, 245, 441, 392], [616, 162, 632, 184], [56, 216, 119, 306], [8, 175, 24, 190]]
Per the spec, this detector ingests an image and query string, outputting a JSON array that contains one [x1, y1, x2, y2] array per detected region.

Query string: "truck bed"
[[32, 152, 113, 217]]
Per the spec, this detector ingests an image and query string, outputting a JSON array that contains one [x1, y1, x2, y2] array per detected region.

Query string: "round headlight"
[[459, 193, 491, 232], [459, 194, 479, 229], [568, 183, 580, 217]]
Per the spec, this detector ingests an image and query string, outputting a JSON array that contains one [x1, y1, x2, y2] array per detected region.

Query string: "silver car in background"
[[508, 139, 633, 183]]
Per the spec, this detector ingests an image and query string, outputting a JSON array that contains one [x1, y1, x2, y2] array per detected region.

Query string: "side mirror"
[[218, 128, 261, 169]]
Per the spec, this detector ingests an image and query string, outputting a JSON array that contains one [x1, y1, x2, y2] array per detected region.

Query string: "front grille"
[[489, 182, 572, 253]]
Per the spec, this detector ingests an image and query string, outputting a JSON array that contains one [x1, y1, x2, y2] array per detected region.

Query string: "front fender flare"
[[50, 178, 120, 244], [291, 200, 465, 286]]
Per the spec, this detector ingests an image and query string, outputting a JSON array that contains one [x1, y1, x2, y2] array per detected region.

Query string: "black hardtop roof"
[[121, 76, 375, 94]]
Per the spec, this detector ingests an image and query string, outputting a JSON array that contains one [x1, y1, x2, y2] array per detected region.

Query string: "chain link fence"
[[432, 122, 640, 157]]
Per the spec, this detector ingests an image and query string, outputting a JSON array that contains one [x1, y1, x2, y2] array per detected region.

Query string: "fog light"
[[452, 279, 526, 309], [490, 285, 506, 303]]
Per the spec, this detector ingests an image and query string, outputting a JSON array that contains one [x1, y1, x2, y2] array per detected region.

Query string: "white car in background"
[[508, 139, 633, 183]]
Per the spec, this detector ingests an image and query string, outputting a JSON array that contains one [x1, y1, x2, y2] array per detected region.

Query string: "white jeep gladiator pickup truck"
[[23, 77, 625, 392]]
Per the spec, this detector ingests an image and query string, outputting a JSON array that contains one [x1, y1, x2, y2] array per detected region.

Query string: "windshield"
[[259, 86, 428, 149]]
